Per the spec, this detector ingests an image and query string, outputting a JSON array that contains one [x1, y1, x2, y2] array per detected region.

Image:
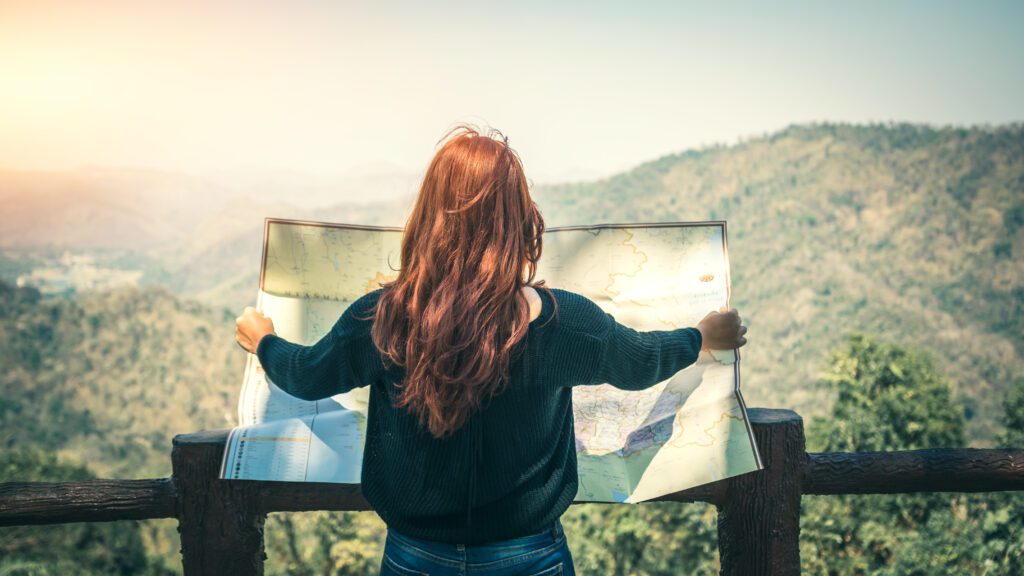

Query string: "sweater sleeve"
[[255, 295, 383, 401], [558, 296, 703, 391], [588, 319, 702, 391]]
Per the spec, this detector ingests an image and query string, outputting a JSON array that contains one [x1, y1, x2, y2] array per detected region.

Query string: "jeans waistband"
[[387, 518, 563, 560]]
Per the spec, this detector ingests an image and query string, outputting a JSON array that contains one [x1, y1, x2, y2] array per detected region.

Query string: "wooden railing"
[[2, 408, 1023, 575]]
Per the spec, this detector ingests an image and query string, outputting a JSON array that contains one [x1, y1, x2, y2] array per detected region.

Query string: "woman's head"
[[370, 123, 552, 439]]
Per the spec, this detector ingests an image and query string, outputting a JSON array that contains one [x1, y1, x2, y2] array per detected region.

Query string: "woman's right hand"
[[697, 307, 748, 350]]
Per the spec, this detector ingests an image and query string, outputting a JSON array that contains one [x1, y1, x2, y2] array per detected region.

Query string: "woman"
[[235, 124, 748, 575]]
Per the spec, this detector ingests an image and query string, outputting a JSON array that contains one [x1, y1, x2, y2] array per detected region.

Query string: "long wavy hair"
[[370, 123, 555, 439]]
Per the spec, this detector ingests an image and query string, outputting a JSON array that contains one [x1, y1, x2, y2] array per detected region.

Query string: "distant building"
[[15, 250, 144, 296]]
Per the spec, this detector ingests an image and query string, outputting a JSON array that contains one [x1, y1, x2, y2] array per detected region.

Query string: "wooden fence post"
[[172, 429, 266, 575], [716, 408, 805, 575]]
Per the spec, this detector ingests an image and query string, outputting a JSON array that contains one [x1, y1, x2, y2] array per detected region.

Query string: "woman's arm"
[[586, 320, 704, 391], [236, 303, 381, 401], [558, 299, 747, 391]]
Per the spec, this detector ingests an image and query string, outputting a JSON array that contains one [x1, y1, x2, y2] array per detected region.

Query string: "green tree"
[[973, 375, 1024, 571], [800, 334, 1024, 575], [561, 502, 719, 575], [997, 375, 1024, 448], [264, 511, 388, 575], [806, 333, 965, 452], [0, 448, 173, 576]]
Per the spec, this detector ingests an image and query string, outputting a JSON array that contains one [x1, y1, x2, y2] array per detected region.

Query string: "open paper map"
[[220, 218, 764, 502]]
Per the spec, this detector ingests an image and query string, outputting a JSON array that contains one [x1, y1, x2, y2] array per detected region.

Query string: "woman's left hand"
[[235, 306, 276, 354]]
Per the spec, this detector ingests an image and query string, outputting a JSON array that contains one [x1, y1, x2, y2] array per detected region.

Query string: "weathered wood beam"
[[173, 428, 266, 576], [716, 407, 804, 576], [6, 406, 1024, 576], [256, 482, 372, 512], [0, 478, 177, 526], [803, 448, 1024, 494]]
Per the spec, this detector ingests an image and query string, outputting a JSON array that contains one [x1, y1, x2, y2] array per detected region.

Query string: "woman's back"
[[256, 284, 703, 545]]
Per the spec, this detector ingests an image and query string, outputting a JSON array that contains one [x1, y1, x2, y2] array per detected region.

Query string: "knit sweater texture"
[[256, 286, 702, 545]]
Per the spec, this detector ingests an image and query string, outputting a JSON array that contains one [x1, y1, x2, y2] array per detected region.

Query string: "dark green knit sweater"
[[256, 286, 702, 545]]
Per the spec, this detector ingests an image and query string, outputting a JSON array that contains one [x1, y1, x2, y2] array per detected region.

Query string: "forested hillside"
[[0, 279, 243, 573], [534, 122, 1024, 444], [4, 124, 1019, 445], [0, 279, 241, 478], [137, 122, 1020, 443]]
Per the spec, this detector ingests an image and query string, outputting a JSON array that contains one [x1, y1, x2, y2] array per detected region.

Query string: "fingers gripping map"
[[220, 218, 764, 502]]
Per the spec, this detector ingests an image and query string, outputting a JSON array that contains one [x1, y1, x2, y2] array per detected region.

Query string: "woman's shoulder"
[[358, 287, 386, 305], [339, 287, 385, 329], [540, 287, 610, 336], [346, 286, 609, 335]]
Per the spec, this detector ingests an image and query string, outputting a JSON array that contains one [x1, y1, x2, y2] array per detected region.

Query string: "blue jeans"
[[379, 519, 575, 575]]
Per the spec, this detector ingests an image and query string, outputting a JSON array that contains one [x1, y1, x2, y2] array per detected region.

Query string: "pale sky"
[[1, 0, 1022, 185]]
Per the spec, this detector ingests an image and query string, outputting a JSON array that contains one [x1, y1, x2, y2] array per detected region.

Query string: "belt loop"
[[550, 520, 559, 541]]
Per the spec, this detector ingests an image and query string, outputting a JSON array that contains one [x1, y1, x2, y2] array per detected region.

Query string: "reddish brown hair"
[[370, 124, 554, 439]]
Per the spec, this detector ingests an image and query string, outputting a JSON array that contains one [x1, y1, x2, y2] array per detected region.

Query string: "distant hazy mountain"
[[0, 163, 422, 250], [0, 167, 235, 249], [0, 164, 416, 310], [201, 161, 424, 210]]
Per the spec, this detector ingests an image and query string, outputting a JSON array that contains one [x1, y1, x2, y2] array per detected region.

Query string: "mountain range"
[[2, 121, 1021, 444]]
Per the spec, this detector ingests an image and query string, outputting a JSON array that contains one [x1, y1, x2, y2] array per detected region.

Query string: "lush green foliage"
[[0, 448, 172, 576], [806, 333, 966, 452], [800, 334, 1023, 575], [0, 279, 241, 478], [0, 278, 239, 574]]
